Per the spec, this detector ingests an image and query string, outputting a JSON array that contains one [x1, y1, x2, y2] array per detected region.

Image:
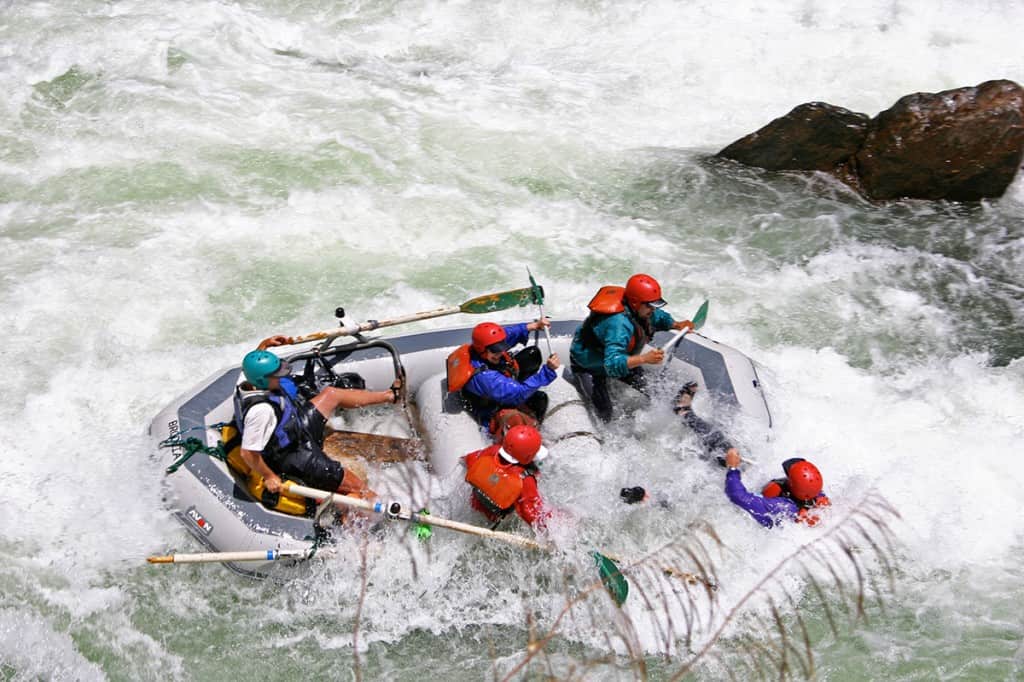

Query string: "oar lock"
[[333, 307, 378, 329], [384, 500, 431, 539]]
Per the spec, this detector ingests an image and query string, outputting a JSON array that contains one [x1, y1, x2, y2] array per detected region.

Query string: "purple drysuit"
[[725, 469, 801, 528]]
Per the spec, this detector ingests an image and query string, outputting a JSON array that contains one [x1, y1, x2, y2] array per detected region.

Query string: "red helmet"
[[499, 425, 548, 465], [624, 274, 666, 309], [785, 459, 823, 501], [471, 322, 509, 354]]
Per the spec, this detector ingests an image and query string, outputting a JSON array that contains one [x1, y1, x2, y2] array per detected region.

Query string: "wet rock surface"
[[717, 102, 869, 173], [717, 80, 1024, 201]]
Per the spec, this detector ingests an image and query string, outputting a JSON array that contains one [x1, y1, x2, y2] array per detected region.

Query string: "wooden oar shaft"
[[283, 483, 545, 551], [287, 306, 461, 345], [282, 286, 541, 347], [413, 511, 544, 550], [147, 548, 309, 564], [284, 484, 707, 587]]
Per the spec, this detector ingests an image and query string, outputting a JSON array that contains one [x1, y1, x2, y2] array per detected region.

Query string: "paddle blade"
[[526, 268, 545, 306], [459, 287, 535, 314], [592, 552, 629, 606], [690, 300, 709, 331]]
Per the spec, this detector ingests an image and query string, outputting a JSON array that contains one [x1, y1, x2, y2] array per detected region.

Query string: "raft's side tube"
[[415, 372, 490, 478], [540, 375, 601, 449]]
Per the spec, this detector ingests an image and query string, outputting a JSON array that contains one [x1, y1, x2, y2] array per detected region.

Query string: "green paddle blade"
[[592, 551, 629, 606], [526, 268, 545, 306], [690, 300, 709, 331], [459, 287, 536, 314]]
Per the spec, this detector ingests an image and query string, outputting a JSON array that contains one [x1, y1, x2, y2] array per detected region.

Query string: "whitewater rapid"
[[2, 0, 1023, 679]]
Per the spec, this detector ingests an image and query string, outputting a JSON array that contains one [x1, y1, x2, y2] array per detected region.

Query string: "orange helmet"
[[471, 322, 509, 354], [624, 274, 666, 309], [783, 458, 823, 501], [498, 425, 548, 465]]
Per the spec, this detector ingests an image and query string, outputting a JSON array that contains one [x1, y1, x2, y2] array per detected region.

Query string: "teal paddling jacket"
[[570, 306, 675, 378]]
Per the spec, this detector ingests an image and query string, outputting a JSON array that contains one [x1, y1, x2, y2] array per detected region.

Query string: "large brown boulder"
[[856, 80, 1024, 201], [717, 102, 869, 172], [716, 80, 1024, 201]]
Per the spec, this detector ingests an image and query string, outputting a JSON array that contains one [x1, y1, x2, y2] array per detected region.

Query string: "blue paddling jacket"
[[464, 323, 557, 424]]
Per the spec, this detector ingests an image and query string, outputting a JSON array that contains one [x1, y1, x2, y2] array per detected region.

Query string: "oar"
[[283, 287, 540, 346], [284, 482, 544, 550], [526, 267, 552, 355], [283, 482, 630, 605], [661, 300, 709, 368], [147, 548, 312, 565]]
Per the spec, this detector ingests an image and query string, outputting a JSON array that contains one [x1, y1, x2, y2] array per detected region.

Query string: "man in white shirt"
[[235, 349, 399, 496]]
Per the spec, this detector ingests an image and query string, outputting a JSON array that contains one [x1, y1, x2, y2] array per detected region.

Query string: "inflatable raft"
[[149, 320, 771, 577]]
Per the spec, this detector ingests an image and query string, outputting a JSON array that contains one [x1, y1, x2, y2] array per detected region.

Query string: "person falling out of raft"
[[570, 273, 694, 422], [463, 425, 556, 532], [236, 348, 400, 498], [674, 382, 831, 527], [447, 319, 560, 438]]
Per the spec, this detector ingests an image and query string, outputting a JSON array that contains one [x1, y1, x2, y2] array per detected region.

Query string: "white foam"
[[1, 0, 1023, 671], [0, 608, 105, 681]]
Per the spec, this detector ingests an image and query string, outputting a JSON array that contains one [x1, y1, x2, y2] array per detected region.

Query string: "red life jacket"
[[579, 285, 648, 354], [465, 445, 529, 515], [762, 478, 831, 526]]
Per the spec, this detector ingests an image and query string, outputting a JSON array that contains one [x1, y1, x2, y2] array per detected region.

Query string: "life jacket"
[[577, 285, 651, 356], [762, 478, 831, 526], [488, 407, 540, 439], [451, 347, 521, 417], [233, 385, 303, 469], [465, 445, 532, 517], [221, 422, 315, 517], [446, 344, 479, 393]]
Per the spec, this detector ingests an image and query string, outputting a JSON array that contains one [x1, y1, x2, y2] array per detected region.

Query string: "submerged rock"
[[717, 79, 1024, 202]]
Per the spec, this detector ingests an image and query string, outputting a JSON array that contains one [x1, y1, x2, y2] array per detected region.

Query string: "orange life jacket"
[[762, 478, 830, 526], [488, 407, 540, 439], [588, 286, 627, 315], [446, 344, 519, 393], [446, 344, 477, 393], [579, 285, 652, 354], [465, 445, 527, 514]]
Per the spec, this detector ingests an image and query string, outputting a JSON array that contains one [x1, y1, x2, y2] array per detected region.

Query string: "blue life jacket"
[[279, 376, 299, 399], [233, 385, 303, 468]]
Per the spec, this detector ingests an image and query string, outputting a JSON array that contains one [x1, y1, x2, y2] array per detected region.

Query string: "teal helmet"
[[242, 350, 291, 389]]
